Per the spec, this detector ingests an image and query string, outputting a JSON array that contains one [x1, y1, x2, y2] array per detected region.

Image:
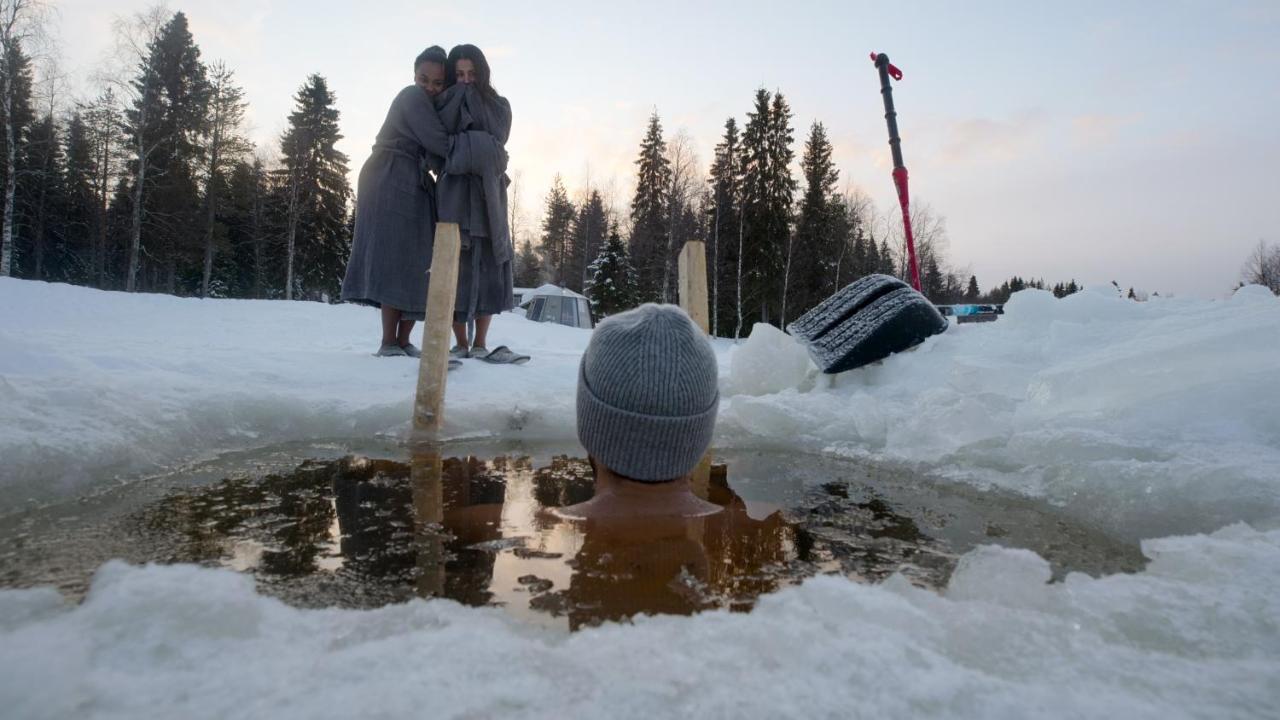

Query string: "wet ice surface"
[[0, 445, 1145, 630]]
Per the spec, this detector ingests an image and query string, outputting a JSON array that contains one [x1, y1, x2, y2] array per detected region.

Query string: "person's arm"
[[445, 131, 508, 177], [393, 86, 450, 159]]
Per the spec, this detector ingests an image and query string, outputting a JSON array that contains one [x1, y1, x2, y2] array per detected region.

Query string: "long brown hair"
[[446, 44, 498, 100]]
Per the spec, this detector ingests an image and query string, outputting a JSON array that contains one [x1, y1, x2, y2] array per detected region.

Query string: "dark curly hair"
[[414, 45, 447, 71]]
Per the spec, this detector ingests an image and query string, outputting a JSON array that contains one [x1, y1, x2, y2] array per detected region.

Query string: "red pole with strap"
[[871, 52, 922, 293]]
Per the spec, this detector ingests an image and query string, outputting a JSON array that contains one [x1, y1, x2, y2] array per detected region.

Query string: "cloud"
[[1070, 112, 1143, 147], [934, 110, 1049, 165]]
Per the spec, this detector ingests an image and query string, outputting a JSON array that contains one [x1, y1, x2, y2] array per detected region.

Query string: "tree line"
[[0, 3, 1139, 329], [524, 90, 1091, 336], [0, 5, 351, 301]]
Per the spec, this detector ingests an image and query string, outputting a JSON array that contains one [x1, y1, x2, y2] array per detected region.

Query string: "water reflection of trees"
[[140, 451, 1142, 627], [147, 462, 338, 576]]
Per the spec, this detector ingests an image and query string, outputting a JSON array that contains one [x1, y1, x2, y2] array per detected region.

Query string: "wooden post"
[[689, 453, 712, 501], [414, 222, 462, 434], [679, 241, 715, 489], [678, 240, 710, 335]]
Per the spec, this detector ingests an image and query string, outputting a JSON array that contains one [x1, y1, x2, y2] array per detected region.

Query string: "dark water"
[[0, 449, 1148, 630]]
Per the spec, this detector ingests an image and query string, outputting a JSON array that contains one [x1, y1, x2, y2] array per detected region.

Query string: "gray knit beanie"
[[576, 304, 719, 482]]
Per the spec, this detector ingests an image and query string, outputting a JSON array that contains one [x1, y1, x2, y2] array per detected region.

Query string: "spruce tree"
[[17, 113, 66, 281], [149, 11, 209, 293], [565, 188, 605, 292], [863, 232, 880, 278], [628, 111, 670, 301], [965, 275, 980, 302], [706, 117, 741, 336], [737, 89, 771, 335], [921, 253, 944, 301], [64, 112, 98, 285], [277, 73, 351, 300], [537, 175, 574, 286], [585, 226, 640, 318], [848, 231, 867, 283], [877, 238, 896, 276], [738, 89, 796, 330], [768, 92, 799, 325], [514, 239, 541, 287], [245, 158, 270, 298], [217, 158, 257, 297], [199, 62, 251, 297], [787, 121, 839, 322]]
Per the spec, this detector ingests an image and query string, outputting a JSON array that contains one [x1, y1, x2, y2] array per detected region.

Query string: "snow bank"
[[2, 278, 1278, 539], [3, 279, 1279, 717], [723, 286, 1280, 538], [0, 278, 596, 504], [2, 523, 1276, 719]]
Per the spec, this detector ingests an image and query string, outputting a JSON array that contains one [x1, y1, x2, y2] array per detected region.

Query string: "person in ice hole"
[[340, 46, 452, 358], [556, 304, 721, 520]]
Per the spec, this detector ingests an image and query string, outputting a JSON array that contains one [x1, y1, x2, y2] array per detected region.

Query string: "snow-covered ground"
[[2, 277, 1278, 718]]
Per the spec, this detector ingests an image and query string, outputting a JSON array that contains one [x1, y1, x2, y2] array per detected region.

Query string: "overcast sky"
[[51, 0, 1280, 297]]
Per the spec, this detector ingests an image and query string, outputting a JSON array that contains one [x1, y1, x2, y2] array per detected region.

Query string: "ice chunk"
[[1231, 283, 1277, 304], [726, 322, 814, 396], [947, 544, 1053, 606]]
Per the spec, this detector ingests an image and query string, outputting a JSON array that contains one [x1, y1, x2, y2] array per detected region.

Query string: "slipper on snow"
[[448, 358, 463, 371], [786, 274, 948, 374], [478, 345, 530, 365]]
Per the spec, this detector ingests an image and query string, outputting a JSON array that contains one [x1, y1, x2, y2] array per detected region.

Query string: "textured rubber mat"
[[787, 274, 948, 374]]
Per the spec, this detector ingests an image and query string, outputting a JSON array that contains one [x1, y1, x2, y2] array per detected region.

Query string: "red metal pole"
[[872, 52, 922, 292], [893, 167, 922, 292]]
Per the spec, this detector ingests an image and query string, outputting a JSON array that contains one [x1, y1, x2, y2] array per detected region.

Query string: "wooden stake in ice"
[[677, 240, 710, 335], [413, 222, 461, 434], [679, 240, 717, 476]]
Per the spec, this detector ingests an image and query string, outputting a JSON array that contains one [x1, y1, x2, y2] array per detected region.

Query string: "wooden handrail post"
[[677, 240, 710, 335], [414, 222, 462, 434]]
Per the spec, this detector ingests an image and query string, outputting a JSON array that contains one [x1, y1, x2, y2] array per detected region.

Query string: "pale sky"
[[52, 0, 1280, 298]]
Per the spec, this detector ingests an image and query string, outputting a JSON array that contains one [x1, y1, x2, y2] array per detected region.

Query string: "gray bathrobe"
[[434, 84, 515, 323], [341, 85, 451, 320]]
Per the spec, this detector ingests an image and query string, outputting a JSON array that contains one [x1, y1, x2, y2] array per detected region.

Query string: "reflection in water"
[[120, 452, 1147, 630], [137, 454, 800, 627], [404, 453, 796, 629]]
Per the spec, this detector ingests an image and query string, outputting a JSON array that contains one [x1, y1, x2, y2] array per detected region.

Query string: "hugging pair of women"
[[341, 44, 528, 367]]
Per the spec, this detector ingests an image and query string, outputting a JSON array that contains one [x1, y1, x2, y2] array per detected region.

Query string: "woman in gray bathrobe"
[[435, 44, 526, 364], [341, 47, 451, 357]]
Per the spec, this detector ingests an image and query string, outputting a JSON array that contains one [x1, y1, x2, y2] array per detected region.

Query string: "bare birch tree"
[[82, 89, 122, 287], [0, 0, 49, 277], [508, 168, 523, 248], [1241, 240, 1280, 294], [106, 4, 169, 292], [833, 186, 874, 289], [662, 129, 699, 303], [26, 55, 62, 279]]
